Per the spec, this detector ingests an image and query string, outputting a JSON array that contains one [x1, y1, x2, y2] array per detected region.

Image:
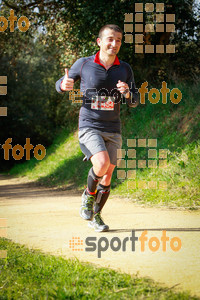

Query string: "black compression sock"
[[94, 184, 110, 214], [87, 167, 102, 194]]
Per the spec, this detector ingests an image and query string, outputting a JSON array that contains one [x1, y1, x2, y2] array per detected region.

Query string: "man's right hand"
[[60, 68, 74, 91]]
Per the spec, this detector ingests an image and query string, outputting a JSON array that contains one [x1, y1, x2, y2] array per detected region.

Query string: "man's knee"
[[100, 164, 116, 186], [94, 160, 110, 176], [91, 151, 110, 176]]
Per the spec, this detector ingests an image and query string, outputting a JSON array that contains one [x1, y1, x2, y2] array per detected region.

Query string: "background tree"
[[0, 0, 199, 170]]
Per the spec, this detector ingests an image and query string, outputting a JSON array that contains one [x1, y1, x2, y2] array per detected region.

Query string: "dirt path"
[[0, 175, 200, 297]]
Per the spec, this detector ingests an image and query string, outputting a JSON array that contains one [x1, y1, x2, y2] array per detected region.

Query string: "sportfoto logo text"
[[0, 9, 30, 32], [69, 81, 182, 105], [1, 138, 46, 160], [69, 230, 182, 258]]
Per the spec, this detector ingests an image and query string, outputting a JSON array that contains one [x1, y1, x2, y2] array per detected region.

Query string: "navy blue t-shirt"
[[56, 52, 138, 133]]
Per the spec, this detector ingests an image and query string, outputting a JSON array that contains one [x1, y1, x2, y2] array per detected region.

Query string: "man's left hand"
[[116, 80, 130, 98]]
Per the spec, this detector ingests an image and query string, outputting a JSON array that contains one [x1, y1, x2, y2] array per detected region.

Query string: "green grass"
[[8, 83, 200, 209], [9, 127, 88, 189], [112, 83, 200, 208], [112, 141, 200, 209], [0, 238, 198, 300]]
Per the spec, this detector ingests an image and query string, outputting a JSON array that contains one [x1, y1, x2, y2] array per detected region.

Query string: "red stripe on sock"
[[87, 188, 96, 195]]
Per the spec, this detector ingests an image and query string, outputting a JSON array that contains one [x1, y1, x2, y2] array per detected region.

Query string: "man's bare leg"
[[90, 150, 110, 177]]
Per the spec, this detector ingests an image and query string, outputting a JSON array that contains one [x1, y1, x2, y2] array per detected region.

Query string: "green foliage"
[[0, 40, 62, 170], [2, 0, 199, 83], [39, 0, 200, 83]]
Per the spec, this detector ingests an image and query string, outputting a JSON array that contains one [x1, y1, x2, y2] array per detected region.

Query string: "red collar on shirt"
[[94, 51, 120, 68]]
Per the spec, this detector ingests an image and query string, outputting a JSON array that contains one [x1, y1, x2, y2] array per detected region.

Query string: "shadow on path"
[[108, 228, 200, 233], [0, 175, 79, 199]]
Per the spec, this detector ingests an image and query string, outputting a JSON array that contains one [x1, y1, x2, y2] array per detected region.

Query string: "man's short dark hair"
[[98, 24, 123, 39]]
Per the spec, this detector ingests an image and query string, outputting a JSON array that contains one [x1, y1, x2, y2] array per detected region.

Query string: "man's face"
[[97, 28, 122, 56]]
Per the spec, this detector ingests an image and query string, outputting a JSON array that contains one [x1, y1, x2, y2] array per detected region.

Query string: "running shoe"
[[88, 212, 109, 232], [80, 189, 95, 220]]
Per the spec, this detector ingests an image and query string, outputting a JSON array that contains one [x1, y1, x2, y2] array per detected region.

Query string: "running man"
[[56, 24, 139, 232]]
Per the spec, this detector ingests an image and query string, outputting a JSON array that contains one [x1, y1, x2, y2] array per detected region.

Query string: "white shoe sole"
[[88, 222, 109, 232]]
